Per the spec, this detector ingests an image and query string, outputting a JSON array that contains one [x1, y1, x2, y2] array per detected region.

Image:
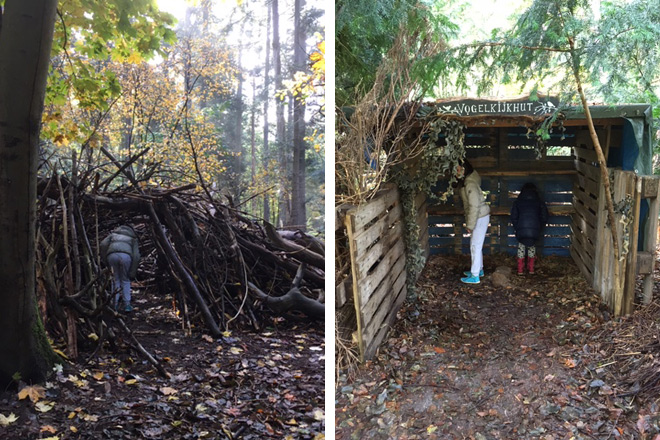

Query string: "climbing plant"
[[388, 115, 466, 299]]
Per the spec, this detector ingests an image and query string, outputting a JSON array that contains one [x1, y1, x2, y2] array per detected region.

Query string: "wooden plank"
[[592, 168, 608, 298], [574, 160, 601, 182], [570, 220, 595, 266], [574, 171, 600, 197], [347, 186, 399, 233], [351, 202, 402, 258], [352, 221, 404, 279], [356, 239, 406, 307], [636, 251, 654, 275], [574, 145, 599, 163], [361, 264, 406, 346], [336, 278, 350, 308], [364, 279, 407, 360], [611, 171, 635, 316], [573, 196, 597, 228], [344, 210, 367, 359], [623, 175, 641, 315], [571, 246, 594, 284], [642, 178, 660, 303], [428, 205, 575, 216], [642, 176, 660, 198]]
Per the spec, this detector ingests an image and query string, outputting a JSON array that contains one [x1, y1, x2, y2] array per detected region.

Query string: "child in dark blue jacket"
[[510, 183, 549, 275]]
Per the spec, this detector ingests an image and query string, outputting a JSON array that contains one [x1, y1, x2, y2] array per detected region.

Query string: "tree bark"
[[272, 0, 290, 226], [0, 0, 60, 386], [291, 0, 307, 229], [262, 4, 271, 223]]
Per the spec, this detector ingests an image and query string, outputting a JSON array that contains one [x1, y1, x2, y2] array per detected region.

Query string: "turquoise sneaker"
[[463, 269, 484, 277], [460, 275, 481, 284], [124, 304, 133, 313]]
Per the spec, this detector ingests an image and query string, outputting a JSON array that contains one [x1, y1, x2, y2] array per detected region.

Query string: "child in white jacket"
[[457, 160, 490, 284]]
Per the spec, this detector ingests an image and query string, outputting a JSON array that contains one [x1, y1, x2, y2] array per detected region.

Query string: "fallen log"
[[248, 265, 325, 320]]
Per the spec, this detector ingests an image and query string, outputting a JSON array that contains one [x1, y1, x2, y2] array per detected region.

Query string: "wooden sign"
[[434, 97, 560, 117]]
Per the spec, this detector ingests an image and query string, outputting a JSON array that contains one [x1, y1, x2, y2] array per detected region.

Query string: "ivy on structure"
[[389, 115, 466, 300]]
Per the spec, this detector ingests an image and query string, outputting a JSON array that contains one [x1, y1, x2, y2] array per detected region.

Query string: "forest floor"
[[0, 290, 325, 440], [335, 253, 660, 440]]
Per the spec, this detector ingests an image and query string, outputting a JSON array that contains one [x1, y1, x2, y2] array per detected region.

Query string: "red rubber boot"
[[527, 257, 536, 275], [517, 258, 525, 275]]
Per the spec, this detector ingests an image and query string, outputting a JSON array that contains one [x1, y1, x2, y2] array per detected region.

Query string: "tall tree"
[[262, 4, 272, 223], [0, 0, 60, 386], [272, 0, 290, 226], [291, 0, 307, 229]]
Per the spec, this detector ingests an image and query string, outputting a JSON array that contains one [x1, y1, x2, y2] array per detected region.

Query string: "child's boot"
[[517, 258, 525, 276], [527, 257, 536, 275]]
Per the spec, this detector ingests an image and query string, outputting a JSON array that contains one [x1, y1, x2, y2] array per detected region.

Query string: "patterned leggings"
[[517, 242, 536, 258]]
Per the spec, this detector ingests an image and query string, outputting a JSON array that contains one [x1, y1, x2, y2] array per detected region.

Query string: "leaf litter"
[[336, 253, 660, 439], [0, 292, 324, 439]]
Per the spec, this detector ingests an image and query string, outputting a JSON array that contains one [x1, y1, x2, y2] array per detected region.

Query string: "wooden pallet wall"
[[429, 126, 575, 256], [343, 186, 407, 361]]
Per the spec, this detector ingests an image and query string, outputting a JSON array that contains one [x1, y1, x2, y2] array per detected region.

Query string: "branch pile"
[[36, 174, 324, 362]]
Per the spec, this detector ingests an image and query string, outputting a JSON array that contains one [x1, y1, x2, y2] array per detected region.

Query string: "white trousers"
[[470, 215, 490, 276]]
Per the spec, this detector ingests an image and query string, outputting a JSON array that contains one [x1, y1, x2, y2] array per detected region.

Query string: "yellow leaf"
[[82, 413, 98, 422], [313, 435, 325, 440], [88, 333, 99, 341], [230, 347, 243, 355], [0, 413, 19, 426], [18, 384, 46, 403], [53, 348, 69, 359], [35, 401, 55, 413], [68, 412, 76, 419], [93, 372, 104, 381], [286, 418, 297, 425], [70, 426, 78, 433], [427, 425, 438, 434], [125, 379, 138, 385], [42, 436, 59, 440]]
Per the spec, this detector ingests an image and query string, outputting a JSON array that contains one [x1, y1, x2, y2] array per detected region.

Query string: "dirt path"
[[0, 289, 325, 439], [336, 254, 660, 440]]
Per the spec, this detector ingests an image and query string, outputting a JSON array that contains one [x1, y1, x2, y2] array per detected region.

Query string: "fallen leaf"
[[81, 413, 98, 422], [563, 358, 576, 368], [427, 425, 438, 434], [125, 379, 138, 385], [70, 426, 78, 433], [202, 335, 214, 343], [93, 372, 104, 381], [35, 401, 55, 413], [312, 408, 324, 421], [433, 347, 446, 354], [18, 384, 46, 403], [0, 413, 18, 426], [230, 347, 243, 355], [41, 425, 57, 433], [160, 386, 178, 395]]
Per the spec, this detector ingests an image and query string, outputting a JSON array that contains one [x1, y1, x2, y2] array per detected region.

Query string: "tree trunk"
[[272, 0, 290, 227], [291, 0, 307, 230], [250, 77, 257, 214], [262, 4, 271, 223], [0, 0, 60, 386], [230, 44, 244, 203]]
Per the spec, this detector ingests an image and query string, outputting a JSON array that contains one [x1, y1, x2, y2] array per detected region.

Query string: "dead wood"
[[35, 172, 325, 360], [264, 222, 324, 270], [248, 264, 325, 320]]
